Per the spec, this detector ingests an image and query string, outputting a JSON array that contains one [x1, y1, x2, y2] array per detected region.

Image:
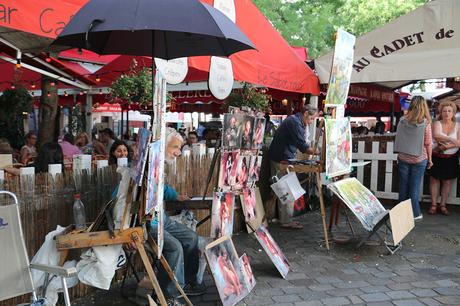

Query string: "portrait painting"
[[244, 188, 267, 233], [247, 155, 262, 186], [239, 253, 256, 292], [240, 188, 257, 222], [218, 150, 240, 189], [234, 155, 250, 190], [205, 236, 250, 306], [211, 192, 235, 238], [240, 116, 254, 149], [254, 225, 290, 278], [223, 113, 244, 149], [251, 117, 266, 149]]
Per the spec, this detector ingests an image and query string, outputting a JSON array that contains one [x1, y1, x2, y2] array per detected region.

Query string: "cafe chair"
[[0, 191, 77, 306]]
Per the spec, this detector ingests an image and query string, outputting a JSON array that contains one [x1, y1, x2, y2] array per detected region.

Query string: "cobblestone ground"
[[74, 203, 460, 306]]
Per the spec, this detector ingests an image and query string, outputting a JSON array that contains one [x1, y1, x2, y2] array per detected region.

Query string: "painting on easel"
[[254, 225, 290, 279], [146, 141, 164, 214], [325, 28, 356, 106], [130, 128, 151, 185], [211, 192, 235, 238], [205, 236, 250, 306], [325, 117, 352, 178]]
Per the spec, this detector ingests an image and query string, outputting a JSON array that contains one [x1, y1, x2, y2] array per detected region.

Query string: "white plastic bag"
[[270, 165, 305, 205], [76, 245, 125, 290]]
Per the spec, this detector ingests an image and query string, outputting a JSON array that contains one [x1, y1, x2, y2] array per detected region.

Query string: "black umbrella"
[[51, 0, 255, 59]]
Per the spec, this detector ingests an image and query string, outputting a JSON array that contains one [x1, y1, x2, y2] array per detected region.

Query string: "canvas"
[[247, 155, 262, 186], [211, 192, 235, 238], [244, 188, 267, 233], [325, 117, 352, 178], [240, 115, 254, 149], [239, 253, 256, 292], [324, 28, 356, 106], [145, 141, 164, 215], [218, 150, 240, 190], [252, 118, 266, 149], [328, 177, 387, 231], [130, 128, 151, 185], [234, 155, 250, 190], [240, 188, 257, 222], [222, 113, 244, 149], [205, 236, 250, 306], [254, 225, 290, 278]]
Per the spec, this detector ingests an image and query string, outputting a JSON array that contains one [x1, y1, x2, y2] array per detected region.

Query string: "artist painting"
[[254, 225, 290, 278], [205, 236, 249, 306], [211, 192, 235, 238]]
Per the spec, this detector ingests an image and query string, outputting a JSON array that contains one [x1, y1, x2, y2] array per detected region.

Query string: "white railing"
[[353, 140, 460, 205]]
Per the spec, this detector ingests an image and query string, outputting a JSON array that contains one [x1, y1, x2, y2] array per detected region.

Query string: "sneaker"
[[183, 282, 207, 296], [414, 214, 423, 221]]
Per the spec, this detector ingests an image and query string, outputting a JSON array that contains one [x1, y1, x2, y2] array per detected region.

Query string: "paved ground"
[[73, 202, 460, 306]]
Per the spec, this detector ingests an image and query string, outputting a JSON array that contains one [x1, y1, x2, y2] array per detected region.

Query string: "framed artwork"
[[240, 188, 257, 222], [254, 225, 290, 279], [325, 117, 352, 178], [211, 192, 235, 238], [252, 118, 266, 149], [130, 128, 151, 185], [218, 150, 240, 190], [205, 236, 250, 306], [222, 113, 244, 149], [239, 253, 256, 291], [240, 116, 254, 149]]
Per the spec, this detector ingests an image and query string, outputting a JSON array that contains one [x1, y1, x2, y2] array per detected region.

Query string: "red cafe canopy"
[[189, 0, 319, 94], [0, 0, 319, 95]]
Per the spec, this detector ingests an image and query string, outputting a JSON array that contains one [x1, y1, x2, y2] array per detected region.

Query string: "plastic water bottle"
[[73, 194, 86, 229]]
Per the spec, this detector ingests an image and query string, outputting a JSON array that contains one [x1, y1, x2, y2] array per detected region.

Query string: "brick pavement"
[[74, 204, 460, 306]]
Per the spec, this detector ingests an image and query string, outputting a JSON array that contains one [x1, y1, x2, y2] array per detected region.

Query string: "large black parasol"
[[51, 0, 255, 59]]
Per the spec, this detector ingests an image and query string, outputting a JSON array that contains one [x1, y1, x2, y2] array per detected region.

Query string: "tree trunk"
[[38, 77, 59, 145]]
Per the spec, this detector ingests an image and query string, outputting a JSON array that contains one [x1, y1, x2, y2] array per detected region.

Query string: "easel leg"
[[316, 171, 330, 250], [328, 197, 338, 232], [147, 235, 193, 306], [132, 233, 168, 306]]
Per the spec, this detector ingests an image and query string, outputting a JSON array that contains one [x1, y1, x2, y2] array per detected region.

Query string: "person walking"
[[394, 96, 433, 220], [428, 101, 460, 215]]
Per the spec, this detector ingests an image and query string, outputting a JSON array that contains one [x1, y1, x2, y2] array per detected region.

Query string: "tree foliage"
[[253, 0, 428, 58], [225, 83, 271, 112], [0, 87, 33, 149]]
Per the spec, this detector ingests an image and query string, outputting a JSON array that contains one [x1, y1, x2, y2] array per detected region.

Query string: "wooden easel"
[[56, 179, 193, 306]]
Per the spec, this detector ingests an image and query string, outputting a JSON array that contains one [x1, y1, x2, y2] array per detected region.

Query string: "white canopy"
[[315, 0, 460, 89]]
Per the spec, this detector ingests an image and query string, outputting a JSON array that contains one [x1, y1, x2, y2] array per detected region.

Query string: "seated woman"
[[428, 101, 460, 216], [108, 140, 132, 165]]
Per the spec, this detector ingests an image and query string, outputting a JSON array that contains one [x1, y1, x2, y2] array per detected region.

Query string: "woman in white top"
[[428, 101, 460, 215]]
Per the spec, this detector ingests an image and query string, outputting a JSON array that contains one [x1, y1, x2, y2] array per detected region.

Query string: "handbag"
[[270, 165, 306, 205]]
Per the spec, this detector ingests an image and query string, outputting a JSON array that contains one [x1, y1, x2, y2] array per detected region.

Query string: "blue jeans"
[[398, 159, 427, 217], [149, 214, 199, 297]]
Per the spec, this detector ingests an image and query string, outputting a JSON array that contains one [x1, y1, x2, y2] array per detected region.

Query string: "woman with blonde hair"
[[427, 101, 459, 215], [394, 96, 433, 220]]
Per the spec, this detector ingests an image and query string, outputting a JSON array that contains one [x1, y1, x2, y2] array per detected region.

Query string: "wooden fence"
[[0, 167, 119, 306], [353, 140, 460, 205]]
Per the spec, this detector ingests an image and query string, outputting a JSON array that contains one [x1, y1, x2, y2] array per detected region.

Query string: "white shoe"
[[414, 214, 423, 221]]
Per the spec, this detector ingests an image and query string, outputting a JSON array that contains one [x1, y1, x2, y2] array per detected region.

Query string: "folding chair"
[[0, 191, 77, 306]]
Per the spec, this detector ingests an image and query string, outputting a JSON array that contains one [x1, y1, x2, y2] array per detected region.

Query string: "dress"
[[429, 121, 459, 180]]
